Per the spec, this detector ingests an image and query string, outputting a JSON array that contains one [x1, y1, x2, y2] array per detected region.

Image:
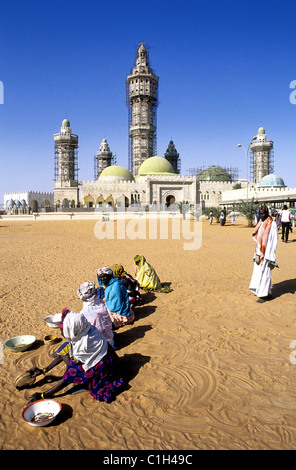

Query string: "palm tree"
[[202, 206, 221, 223], [237, 198, 259, 227], [178, 201, 189, 219]]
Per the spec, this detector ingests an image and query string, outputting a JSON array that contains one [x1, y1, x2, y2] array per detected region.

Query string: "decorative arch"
[[165, 194, 176, 207], [96, 196, 104, 207], [162, 189, 179, 206], [30, 200, 39, 212], [83, 195, 95, 208], [42, 199, 51, 208], [116, 195, 129, 208], [105, 195, 114, 207]]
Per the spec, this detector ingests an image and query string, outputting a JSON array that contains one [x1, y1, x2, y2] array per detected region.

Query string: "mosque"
[[4, 43, 296, 213]]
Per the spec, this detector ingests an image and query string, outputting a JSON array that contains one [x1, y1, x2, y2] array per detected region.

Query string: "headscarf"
[[133, 254, 162, 290], [77, 282, 97, 302], [133, 254, 172, 293], [97, 267, 113, 278], [110, 264, 126, 278], [59, 308, 72, 329], [62, 311, 108, 372], [134, 254, 142, 265], [104, 276, 131, 316]]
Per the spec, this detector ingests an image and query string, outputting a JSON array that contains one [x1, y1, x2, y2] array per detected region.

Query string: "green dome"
[[99, 164, 134, 180], [138, 156, 175, 176], [62, 118, 71, 128], [258, 126, 265, 135], [197, 166, 232, 182]]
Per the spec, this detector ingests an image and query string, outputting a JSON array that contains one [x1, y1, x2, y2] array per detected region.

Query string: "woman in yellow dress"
[[134, 254, 172, 293]]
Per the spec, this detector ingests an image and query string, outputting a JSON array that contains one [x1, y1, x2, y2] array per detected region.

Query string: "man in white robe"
[[249, 205, 278, 303]]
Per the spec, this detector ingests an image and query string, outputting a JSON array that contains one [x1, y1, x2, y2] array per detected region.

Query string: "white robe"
[[80, 294, 114, 346], [249, 220, 278, 298]]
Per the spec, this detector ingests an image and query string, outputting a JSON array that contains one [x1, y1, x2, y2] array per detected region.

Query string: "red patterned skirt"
[[62, 349, 123, 403]]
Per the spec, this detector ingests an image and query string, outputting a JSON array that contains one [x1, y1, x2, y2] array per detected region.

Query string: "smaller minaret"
[[54, 118, 79, 207], [96, 138, 113, 178], [250, 126, 273, 184], [164, 140, 180, 174]]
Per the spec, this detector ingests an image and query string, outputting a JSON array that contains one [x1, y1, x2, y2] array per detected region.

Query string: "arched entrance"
[[83, 196, 95, 208], [30, 200, 39, 212], [96, 196, 104, 208], [62, 198, 70, 208], [106, 196, 114, 208], [166, 195, 176, 207], [116, 196, 129, 208]]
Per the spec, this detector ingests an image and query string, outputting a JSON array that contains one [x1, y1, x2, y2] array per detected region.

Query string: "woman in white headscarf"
[[27, 311, 123, 404], [77, 281, 114, 346]]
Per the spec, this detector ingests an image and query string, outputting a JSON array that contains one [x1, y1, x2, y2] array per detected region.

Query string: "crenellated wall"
[[221, 185, 296, 205]]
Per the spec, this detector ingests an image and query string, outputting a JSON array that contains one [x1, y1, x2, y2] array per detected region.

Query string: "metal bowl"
[[44, 313, 62, 328], [14, 372, 36, 388], [4, 335, 36, 353], [22, 399, 62, 427]]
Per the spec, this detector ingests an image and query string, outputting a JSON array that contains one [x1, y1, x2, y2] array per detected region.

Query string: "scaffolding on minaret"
[[54, 144, 79, 182], [126, 42, 159, 174], [249, 147, 274, 183]]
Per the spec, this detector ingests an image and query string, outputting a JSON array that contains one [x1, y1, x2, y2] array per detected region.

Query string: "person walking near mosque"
[[230, 210, 235, 225], [249, 205, 278, 303], [280, 205, 292, 243]]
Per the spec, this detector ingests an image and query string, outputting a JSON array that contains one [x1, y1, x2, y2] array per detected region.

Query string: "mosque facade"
[[53, 43, 238, 211], [3, 190, 53, 213], [4, 44, 296, 213]]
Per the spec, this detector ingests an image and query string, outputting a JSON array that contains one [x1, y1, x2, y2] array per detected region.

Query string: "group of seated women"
[[24, 255, 172, 405]]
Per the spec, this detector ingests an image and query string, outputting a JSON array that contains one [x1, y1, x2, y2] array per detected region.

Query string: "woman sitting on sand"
[[134, 254, 172, 293], [97, 267, 135, 328], [77, 281, 114, 347], [27, 310, 123, 404], [110, 264, 142, 307]]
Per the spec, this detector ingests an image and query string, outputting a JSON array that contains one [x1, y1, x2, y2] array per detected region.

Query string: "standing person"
[[230, 210, 235, 225], [220, 210, 225, 226], [256, 208, 260, 224], [209, 211, 213, 225], [97, 267, 135, 328], [223, 207, 227, 225], [274, 211, 281, 231], [249, 205, 278, 303], [280, 205, 292, 243]]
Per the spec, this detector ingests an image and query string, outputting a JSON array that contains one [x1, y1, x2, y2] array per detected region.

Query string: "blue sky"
[[1, 0, 296, 198]]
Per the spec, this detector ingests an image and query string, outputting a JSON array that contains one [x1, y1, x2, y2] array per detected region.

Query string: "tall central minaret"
[[250, 126, 274, 184], [54, 118, 79, 207], [126, 43, 159, 176]]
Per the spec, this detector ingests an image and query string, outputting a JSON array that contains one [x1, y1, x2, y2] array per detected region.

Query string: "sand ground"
[[0, 216, 295, 450]]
